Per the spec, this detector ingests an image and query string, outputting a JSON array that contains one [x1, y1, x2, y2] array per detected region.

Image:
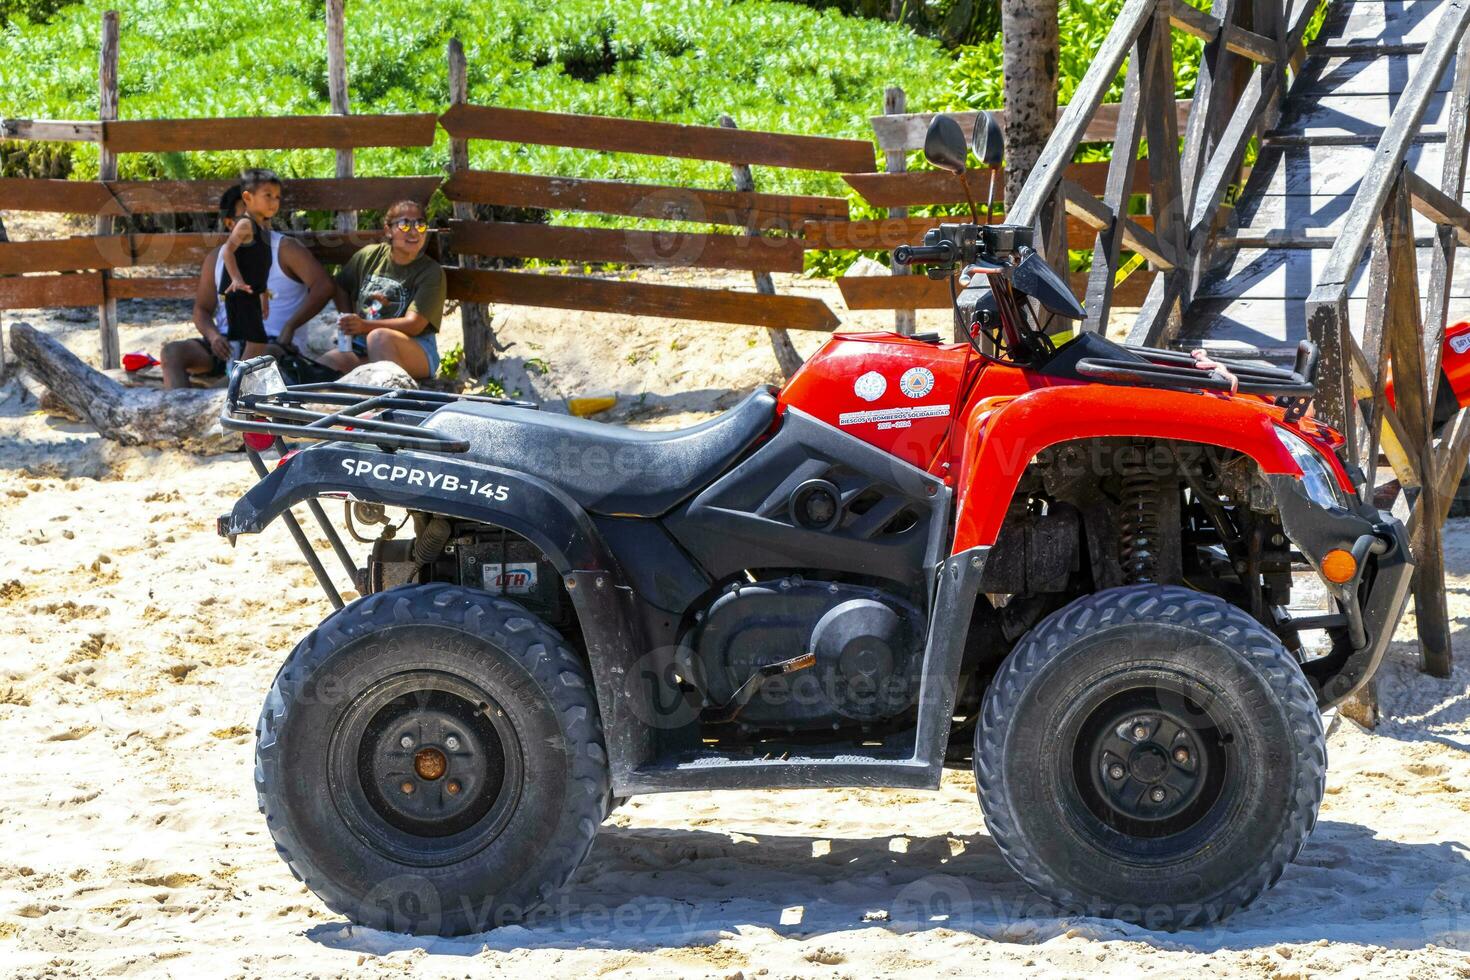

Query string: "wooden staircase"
[[1005, 0, 1470, 676], [1177, 0, 1462, 360]]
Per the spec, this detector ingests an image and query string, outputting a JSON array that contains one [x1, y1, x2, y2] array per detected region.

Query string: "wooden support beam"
[[1383, 179, 1451, 678], [325, 0, 356, 233], [721, 114, 802, 379], [1222, 25, 1279, 65], [1082, 27, 1151, 334], [1062, 184, 1175, 269], [883, 86, 916, 337], [447, 38, 497, 378], [1406, 172, 1470, 246], [1422, 27, 1470, 397], [1167, 0, 1219, 41], [97, 10, 120, 371]]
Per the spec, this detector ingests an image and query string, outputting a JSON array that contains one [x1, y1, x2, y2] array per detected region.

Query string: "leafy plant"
[[437, 341, 464, 380]]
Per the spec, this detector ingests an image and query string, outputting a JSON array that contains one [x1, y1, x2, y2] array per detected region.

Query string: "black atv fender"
[[219, 442, 657, 792]]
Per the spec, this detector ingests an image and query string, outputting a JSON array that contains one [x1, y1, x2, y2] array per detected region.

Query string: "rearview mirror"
[[971, 111, 1004, 168], [923, 115, 969, 175]]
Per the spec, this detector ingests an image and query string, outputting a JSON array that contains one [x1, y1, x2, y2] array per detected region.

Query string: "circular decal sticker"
[[1452, 332, 1470, 355], [899, 366, 936, 399], [854, 371, 887, 402]]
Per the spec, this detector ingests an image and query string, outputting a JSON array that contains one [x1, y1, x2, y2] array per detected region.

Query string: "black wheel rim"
[[328, 670, 524, 867], [1060, 673, 1237, 857]]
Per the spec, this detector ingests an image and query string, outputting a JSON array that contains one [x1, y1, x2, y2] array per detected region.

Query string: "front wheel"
[[975, 586, 1326, 928], [255, 584, 610, 936]]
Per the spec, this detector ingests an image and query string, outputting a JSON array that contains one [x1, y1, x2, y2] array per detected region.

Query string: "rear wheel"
[[255, 584, 609, 936], [975, 585, 1325, 928]]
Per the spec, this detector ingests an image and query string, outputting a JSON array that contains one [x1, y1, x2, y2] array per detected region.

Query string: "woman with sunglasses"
[[320, 200, 446, 379]]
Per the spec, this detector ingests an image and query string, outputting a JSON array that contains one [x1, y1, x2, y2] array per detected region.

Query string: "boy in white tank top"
[[161, 183, 336, 389]]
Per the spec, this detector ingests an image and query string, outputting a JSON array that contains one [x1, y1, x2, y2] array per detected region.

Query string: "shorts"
[[187, 337, 244, 376], [351, 331, 441, 378]]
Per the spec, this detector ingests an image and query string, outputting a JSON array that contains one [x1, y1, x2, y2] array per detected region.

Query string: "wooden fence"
[[0, 8, 1210, 377]]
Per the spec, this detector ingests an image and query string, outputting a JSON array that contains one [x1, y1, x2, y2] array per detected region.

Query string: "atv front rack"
[[1073, 339, 1319, 418], [221, 355, 535, 453]]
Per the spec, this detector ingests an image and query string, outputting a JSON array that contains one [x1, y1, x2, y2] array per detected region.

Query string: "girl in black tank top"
[[220, 216, 272, 345]]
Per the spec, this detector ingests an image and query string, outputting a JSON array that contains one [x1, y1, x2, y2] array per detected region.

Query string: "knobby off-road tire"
[[975, 585, 1326, 928], [255, 583, 610, 936]]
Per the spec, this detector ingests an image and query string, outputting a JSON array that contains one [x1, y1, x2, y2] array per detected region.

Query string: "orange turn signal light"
[[1321, 549, 1358, 584]]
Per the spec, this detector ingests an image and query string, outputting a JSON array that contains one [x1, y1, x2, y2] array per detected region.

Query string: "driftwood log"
[[9, 321, 417, 455]]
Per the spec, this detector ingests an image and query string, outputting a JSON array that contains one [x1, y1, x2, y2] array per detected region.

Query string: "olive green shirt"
[[335, 243, 446, 333]]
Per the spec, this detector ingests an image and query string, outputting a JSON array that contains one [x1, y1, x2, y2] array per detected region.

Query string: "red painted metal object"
[[779, 331, 1349, 552]]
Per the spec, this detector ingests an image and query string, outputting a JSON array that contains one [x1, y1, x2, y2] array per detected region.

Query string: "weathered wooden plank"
[[836, 269, 1154, 309], [106, 276, 196, 300], [1406, 170, 1470, 244], [0, 178, 114, 214], [1226, 191, 1442, 244], [1245, 141, 1445, 197], [1305, 0, 1470, 317], [1176, 296, 1375, 356], [1316, 0, 1445, 53], [447, 219, 806, 273], [0, 272, 105, 310], [1193, 243, 1470, 300], [0, 237, 125, 275], [800, 212, 1154, 250], [867, 100, 1192, 152], [0, 119, 102, 142], [1270, 90, 1452, 142], [446, 268, 840, 331], [102, 114, 439, 153], [1293, 51, 1441, 97], [98, 176, 442, 214], [439, 105, 877, 173], [442, 169, 846, 228], [843, 160, 1137, 208]]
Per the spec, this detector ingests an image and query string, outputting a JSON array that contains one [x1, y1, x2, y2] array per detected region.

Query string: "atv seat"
[[422, 386, 778, 517]]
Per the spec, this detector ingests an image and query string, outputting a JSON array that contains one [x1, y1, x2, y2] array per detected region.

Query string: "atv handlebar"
[[893, 242, 954, 265]]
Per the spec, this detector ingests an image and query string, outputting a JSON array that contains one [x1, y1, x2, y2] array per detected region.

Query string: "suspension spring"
[[1119, 450, 1167, 584]]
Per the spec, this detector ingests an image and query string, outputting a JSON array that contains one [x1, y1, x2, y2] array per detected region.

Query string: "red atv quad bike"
[[219, 113, 1412, 936]]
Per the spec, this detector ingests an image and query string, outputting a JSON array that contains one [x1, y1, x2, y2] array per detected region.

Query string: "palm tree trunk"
[[1001, 0, 1060, 206]]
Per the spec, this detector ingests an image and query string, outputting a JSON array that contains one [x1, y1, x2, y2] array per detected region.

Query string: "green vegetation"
[[1, 0, 1307, 276], [0, 0, 952, 197]]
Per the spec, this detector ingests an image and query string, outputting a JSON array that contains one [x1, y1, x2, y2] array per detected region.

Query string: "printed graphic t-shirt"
[[335, 243, 447, 332]]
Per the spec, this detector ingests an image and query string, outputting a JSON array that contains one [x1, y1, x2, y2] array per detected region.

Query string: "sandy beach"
[[2, 285, 1470, 978]]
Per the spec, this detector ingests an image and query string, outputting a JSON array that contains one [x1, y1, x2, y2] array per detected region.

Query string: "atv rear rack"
[[221, 355, 534, 453]]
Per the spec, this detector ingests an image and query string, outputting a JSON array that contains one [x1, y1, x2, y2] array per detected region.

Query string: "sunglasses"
[[391, 219, 429, 233]]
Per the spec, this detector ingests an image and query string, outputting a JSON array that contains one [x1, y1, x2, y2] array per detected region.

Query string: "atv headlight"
[[1275, 426, 1346, 510]]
